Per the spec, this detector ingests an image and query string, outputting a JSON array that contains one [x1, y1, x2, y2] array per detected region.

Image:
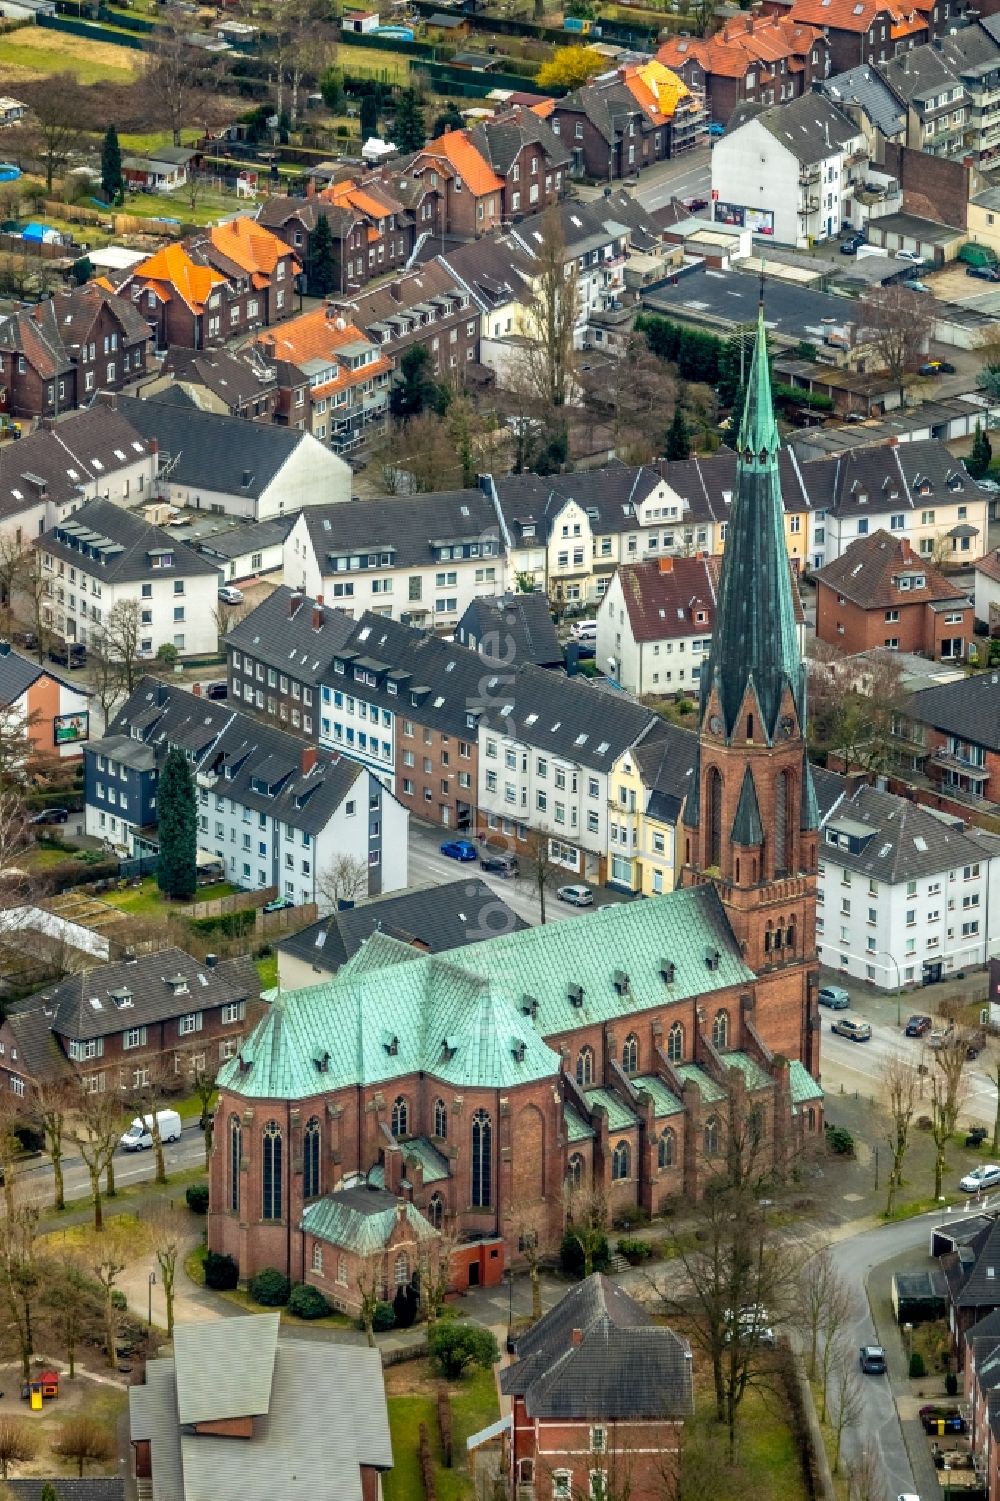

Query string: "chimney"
[[149, 437, 159, 456], [658, 556, 674, 574], [316, 594, 324, 605], [900, 536, 913, 560], [289, 590, 304, 617], [571, 1328, 583, 1346], [388, 281, 402, 303], [311, 603, 324, 630], [192, 682, 202, 697], [0, 641, 9, 656], [301, 745, 318, 775], [205, 953, 217, 968]]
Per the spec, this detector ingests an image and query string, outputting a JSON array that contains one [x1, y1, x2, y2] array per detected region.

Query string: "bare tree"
[[0, 1205, 40, 1380], [43, 1251, 90, 1378], [419, 1222, 459, 1325], [356, 1254, 383, 1348], [191, 1065, 217, 1167], [16, 76, 94, 191], [930, 1031, 970, 1200], [522, 829, 562, 926], [144, 22, 226, 148], [92, 1243, 126, 1367], [828, 1340, 865, 1473], [71, 1088, 123, 1231], [8, 547, 51, 666], [99, 598, 143, 697], [510, 1199, 551, 1323], [0, 787, 30, 877], [858, 286, 935, 396], [882, 1053, 920, 1216], [519, 204, 579, 415], [795, 1245, 851, 1383], [87, 633, 130, 728], [150, 1203, 186, 1337], [561, 1182, 609, 1280], [846, 1437, 888, 1501], [31, 1077, 74, 1212], [0, 1417, 38, 1481], [317, 852, 368, 912], [125, 1057, 174, 1187], [53, 1414, 116, 1476]]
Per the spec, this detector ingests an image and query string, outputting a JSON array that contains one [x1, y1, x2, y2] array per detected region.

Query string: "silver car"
[[557, 884, 593, 907]]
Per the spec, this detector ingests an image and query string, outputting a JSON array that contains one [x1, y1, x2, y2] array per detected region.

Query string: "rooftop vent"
[[383, 1032, 399, 1056], [568, 983, 584, 1008], [705, 948, 721, 972], [660, 959, 676, 985], [613, 969, 629, 995], [512, 1039, 527, 1063], [521, 995, 540, 1020]]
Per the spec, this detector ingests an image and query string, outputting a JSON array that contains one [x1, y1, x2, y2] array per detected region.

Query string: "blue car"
[[440, 838, 477, 862], [707, 122, 725, 137]]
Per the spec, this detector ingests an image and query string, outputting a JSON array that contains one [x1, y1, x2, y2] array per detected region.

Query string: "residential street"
[[17, 1124, 206, 1212], [575, 145, 713, 214]]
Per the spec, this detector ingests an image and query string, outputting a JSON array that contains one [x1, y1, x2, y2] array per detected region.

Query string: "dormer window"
[[383, 1032, 399, 1056], [165, 974, 190, 996], [568, 983, 584, 1008], [660, 959, 676, 985], [705, 948, 721, 972], [512, 1039, 527, 1063]]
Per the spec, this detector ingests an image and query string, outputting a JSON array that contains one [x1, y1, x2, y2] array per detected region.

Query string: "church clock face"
[[709, 714, 724, 736], [778, 714, 795, 739]]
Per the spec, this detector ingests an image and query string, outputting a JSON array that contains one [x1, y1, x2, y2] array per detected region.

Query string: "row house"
[[224, 585, 354, 738], [508, 198, 630, 352], [36, 496, 221, 659], [282, 488, 505, 628], [881, 44, 970, 157], [476, 660, 659, 882], [659, 16, 828, 125], [256, 308, 392, 454], [547, 60, 707, 181], [0, 948, 259, 1099], [317, 178, 417, 286], [0, 283, 151, 421], [120, 220, 298, 351], [890, 671, 1000, 810], [814, 529, 973, 659], [145, 346, 279, 423], [784, 0, 957, 73], [257, 194, 370, 298], [331, 262, 480, 383], [90, 677, 409, 905], [465, 107, 570, 218], [603, 724, 695, 896], [404, 129, 506, 239]]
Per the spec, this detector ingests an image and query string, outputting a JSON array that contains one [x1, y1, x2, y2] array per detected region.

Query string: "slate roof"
[[477, 661, 658, 770], [820, 782, 996, 883], [0, 284, 150, 383], [455, 591, 562, 668], [175, 1312, 279, 1424], [218, 883, 754, 1099], [105, 677, 369, 837], [302, 1187, 439, 1254], [821, 63, 907, 137], [194, 515, 295, 563], [433, 234, 534, 311], [12, 947, 258, 1046], [814, 529, 969, 609], [39, 497, 220, 585], [615, 556, 719, 643], [4, 1484, 126, 1501], [301, 489, 500, 575], [954, 1222, 1000, 1310], [114, 394, 315, 500], [905, 672, 1000, 753], [0, 403, 153, 521], [501, 1274, 694, 1420], [467, 107, 570, 175], [881, 43, 962, 107], [729, 92, 860, 162], [631, 721, 696, 825], [225, 586, 356, 686], [512, 199, 628, 263], [277, 877, 528, 975], [159, 345, 277, 411], [0, 643, 75, 706], [802, 438, 988, 521]]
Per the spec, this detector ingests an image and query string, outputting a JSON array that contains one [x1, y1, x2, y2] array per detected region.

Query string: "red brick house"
[[659, 15, 828, 124], [782, 0, 968, 72], [0, 283, 151, 421], [814, 530, 973, 661], [405, 130, 506, 239], [502, 1276, 694, 1501], [890, 671, 1000, 807]]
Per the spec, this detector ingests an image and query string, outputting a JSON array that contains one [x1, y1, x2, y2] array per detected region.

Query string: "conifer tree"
[[969, 419, 992, 480], [665, 405, 690, 461], [394, 89, 426, 154], [308, 213, 336, 297], [101, 124, 123, 205], [156, 747, 197, 901]]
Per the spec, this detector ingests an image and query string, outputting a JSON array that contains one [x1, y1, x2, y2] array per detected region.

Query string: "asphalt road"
[[627, 146, 713, 214], [405, 818, 634, 931], [16, 1124, 206, 1211]]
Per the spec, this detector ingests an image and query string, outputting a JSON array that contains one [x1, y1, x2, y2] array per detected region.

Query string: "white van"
[[120, 1109, 182, 1152], [570, 620, 597, 641]]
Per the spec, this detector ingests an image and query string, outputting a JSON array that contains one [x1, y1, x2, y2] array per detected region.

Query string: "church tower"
[[682, 297, 820, 1075]]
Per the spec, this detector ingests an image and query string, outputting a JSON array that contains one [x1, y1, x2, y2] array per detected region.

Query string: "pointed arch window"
[[748, 1104, 764, 1150], [428, 1192, 444, 1229], [611, 1140, 630, 1181], [786, 921, 796, 951], [262, 1119, 282, 1221], [433, 1097, 448, 1140], [658, 1127, 676, 1169], [303, 1115, 321, 1200], [712, 1009, 729, 1050], [229, 1114, 241, 1215], [394, 1251, 410, 1286], [774, 770, 792, 877], [391, 1096, 409, 1139], [576, 1046, 594, 1087], [621, 1034, 639, 1076], [471, 1109, 492, 1208], [764, 920, 774, 954], [667, 1021, 684, 1063], [707, 767, 723, 868], [566, 1153, 584, 1190], [703, 1116, 720, 1159]]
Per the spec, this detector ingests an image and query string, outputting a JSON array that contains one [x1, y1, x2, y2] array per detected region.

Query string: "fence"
[[178, 886, 277, 920], [38, 11, 143, 47], [256, 901, 318, 937]]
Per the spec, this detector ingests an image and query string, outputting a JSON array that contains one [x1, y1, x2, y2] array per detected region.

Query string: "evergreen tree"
[[433, 103, 464, 137], [308, 213, 336, 297], [360, 91, 379, 141], [389, 344, 448, 420], [101, 124, 123, 205], [968, 419, 993, 480], [665, 405, 690, 461], [394, 89, 426, 154], [156, 747, 197, 901], [40, 1486, 58, 1501], [320, 66, 345, 113]]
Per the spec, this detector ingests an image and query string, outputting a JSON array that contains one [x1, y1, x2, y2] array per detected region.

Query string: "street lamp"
[[875, 950, 903, 1028], [148, 1270, 156, 1328]]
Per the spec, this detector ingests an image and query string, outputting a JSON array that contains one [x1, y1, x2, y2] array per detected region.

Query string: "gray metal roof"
[[821, 64, 906, 138], [174, 1312, 279, 1424], [477, 660, 658, 770], [906, 671, 1000, 753]]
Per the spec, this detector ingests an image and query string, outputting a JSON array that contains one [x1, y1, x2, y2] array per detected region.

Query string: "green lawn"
[[0, 34, 138, 83], [120, 187, 254, 227], [100, 877, 239, 917], [384, 1365, 499, 1501], [256, 952, 278, 990]]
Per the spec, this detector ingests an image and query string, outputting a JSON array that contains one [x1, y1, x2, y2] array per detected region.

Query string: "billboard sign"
[[53, 711, 89, 747]]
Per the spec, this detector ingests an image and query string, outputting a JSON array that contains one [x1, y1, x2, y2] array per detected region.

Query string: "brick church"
[[207, 304, 825, 1295]]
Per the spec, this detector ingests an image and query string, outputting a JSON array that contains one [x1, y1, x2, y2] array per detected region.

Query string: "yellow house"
[[966, 191, 1000, 261], [606, 723, 695, 895]]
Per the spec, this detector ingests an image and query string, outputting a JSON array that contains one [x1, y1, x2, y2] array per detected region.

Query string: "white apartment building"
[[817, 782, 1000, 989], [37, 498, 221, 659]]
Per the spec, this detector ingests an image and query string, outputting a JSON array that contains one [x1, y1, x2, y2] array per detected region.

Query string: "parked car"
[[966, 1126, 989, 1149], [48, 639, 85, 668], [557, 884, 593, 907], [960, 1163, 1000, 1193], [120, 1109, 182, 1152], [440, 838, 477, 862], [859, 1345, 887, 1374], [905, 1014, 932, 1037], [927, 1025, 954, 1048], [818, 985, 850, 1010], [967, 263, 1000, 281], [28, 807, 69, 825], [918, 359, 956, 376], [966, 1036, 984, 1061], [895, 249, 923, 264], [977, 477, 1000, 493], [11, 630, 37, 650], [206, 681, 228, 700], [218, 585, 244, 606], [831, 1017, 872, 1042], [840, 236, 865, 255], [684, 196, 708, 212], [262, 895, 295, 913], [480, 849, 518, 876], [570, 620, 597, 642], [707, 122, 725, 136], [907, 280, 931, 293]]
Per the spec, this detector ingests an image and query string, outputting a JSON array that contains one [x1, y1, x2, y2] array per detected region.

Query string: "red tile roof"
[[814, 529, 968, 608]]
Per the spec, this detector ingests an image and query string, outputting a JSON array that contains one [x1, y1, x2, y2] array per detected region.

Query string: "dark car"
[[206, 682, 228, 700], [859, 1345, 887, 1374], [905, 1014, 931, 1037], [966, 1126, 989, 1149], [440, 839, 477, 862], [48, 640, 85, 668], [840, 235, 865, 255], [967, 263, 1000, 281], [684, 196, 708, 212], [29, 808, 69, 825], [11, 630, 37, 650], [480, 849, 518, 877], [919, 360, 956, 376]]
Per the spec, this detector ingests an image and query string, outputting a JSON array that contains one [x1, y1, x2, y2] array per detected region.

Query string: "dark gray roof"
[[936, 20, 1000, 80], [13, 947, 258, 1046], [512, 198, 628, 262], [434, 235, 534, 311], [468, 110, 570, 175], [302, 489, 500, 573], [0, 403, 153, 521], [5, 1483, 126, 1501], [194, 515, 295, 562], [905, 672, 1000, 753], [115, 394, 312, 499], [225, 586, 356, 686], [501, 1273, 693, 1420], [631, 721, 696, 824], [0, 643, 45, 704], [39, 498, 220, 585], [821, 64, 907, 137], [159, 346, 277, 412], [455, 592, 562, 669], [802, 437, 987, 520], [956, 1222, 1000, 1309], [881, 44, 964, 108], [732, 92, 859, 162], [87, 732, 157, 772], [106, 677, 367, 837], [819, 782, 992, 883], [478, 662, 657, 770], [277, 877, 528, 974], [642, 266, 860, 348]]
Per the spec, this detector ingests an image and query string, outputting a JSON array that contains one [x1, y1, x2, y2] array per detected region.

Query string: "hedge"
[[249, 1267, 291, 1306], [288, 1283, 331, 1319], [204, 1251, 239, 1290], [185, 1183, 209, 1215]]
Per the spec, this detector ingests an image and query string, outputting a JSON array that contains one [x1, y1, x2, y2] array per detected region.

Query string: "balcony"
[[798, 164, 821, 185], [799, 196, 820, 213]]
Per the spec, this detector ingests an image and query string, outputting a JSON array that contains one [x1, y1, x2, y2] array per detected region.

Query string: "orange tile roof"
[[890, 13, 927, 35], [133, 244, 225, 312], [417, 130, 503, 196], [254, 307, 379, 366], [531, 97, 556, 118], [209, 217, 299, 279], [787, 0, 894, 32], [659, 16, 821, 77]]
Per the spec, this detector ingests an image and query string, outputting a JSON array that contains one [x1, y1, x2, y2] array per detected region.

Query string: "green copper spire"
[[737, 301, 781, 457]]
